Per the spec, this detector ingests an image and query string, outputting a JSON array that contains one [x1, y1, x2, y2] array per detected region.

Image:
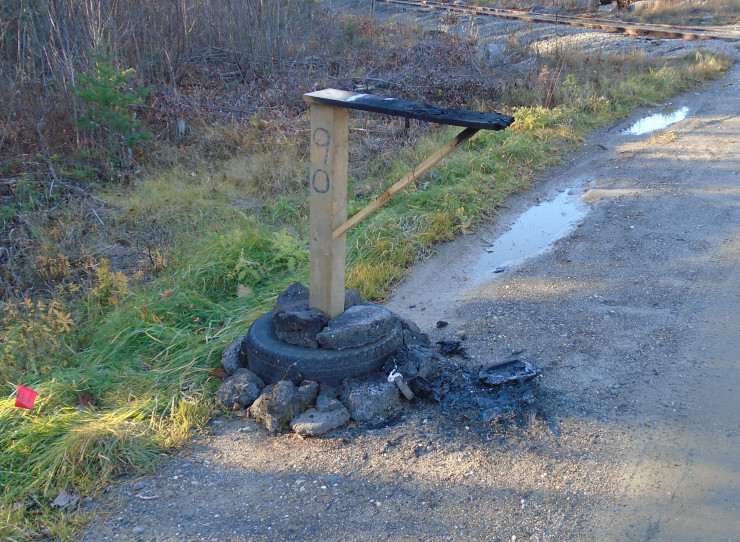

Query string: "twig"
[[88, 205, 105, 226], [473, 231, 495, 246], [58, 180, 109, 207], [35, 118, 62, 198]]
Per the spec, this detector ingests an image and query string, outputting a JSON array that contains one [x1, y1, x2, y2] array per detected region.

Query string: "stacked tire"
[[246, 312, 403, 386]]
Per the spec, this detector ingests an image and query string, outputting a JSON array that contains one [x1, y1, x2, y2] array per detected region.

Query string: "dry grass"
[[625, 0, 740, 24], [474, 0, 740, 23]]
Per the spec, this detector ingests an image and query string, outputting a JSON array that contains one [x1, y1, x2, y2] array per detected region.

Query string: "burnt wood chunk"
[[304, 89, 514, 131]]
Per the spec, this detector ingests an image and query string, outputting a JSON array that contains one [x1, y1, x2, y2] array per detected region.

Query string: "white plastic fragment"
[[388, 369, 414, 400]]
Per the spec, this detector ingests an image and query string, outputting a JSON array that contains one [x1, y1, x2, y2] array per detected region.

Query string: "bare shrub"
[[0, 1, 318, 169], [1, 0, 314, 86]]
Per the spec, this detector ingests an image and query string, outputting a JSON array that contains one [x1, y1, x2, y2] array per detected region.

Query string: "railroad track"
[[380, 0, 740, 41]]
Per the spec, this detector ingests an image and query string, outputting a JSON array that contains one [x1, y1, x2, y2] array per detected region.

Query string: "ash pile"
[[215, 282, 540, 436]]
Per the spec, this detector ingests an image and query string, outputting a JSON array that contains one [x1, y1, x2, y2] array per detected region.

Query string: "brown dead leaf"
[[77, 393, 98, 408], [208, 367, 229, 381]]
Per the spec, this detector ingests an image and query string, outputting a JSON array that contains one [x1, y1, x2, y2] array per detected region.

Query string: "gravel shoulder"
[[81, 8, 740, 542]]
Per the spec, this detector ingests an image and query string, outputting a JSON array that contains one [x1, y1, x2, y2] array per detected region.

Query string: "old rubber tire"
[[246, 311, 403, 385]]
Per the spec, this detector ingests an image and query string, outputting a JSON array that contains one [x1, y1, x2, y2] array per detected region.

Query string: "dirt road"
[[386, 59, 740, 541], [585, 71, 740, 541], [82, 29, 739, 542]]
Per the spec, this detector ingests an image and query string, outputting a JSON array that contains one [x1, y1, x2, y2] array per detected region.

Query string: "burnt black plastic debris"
[[436, 340, 470, 358], [478, 356, 539, 387]]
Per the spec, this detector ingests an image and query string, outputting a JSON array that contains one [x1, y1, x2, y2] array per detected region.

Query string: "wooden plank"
[[304, 89, 514, 131], [332, 127, 479, 240], [307, 103, 349, 319]]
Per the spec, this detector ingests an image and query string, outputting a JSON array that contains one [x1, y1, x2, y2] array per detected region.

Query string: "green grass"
[[0, 49, 731, 539]]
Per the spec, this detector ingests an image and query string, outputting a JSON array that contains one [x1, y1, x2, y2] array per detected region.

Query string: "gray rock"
[[297, 380, 319, 408], [316, 391, 344, 412], [344, 289, 364, 310], [215, 368, 265, 410], [273, 282, 310, 314], [480, 42, 506, 63], [628, 0, 653, 12], [273, 307, 327, 349], [403, 345, 439, 380], [397, 315, 431, 348], [317, 304, 399, 350], [385, 345, 439, 381], [260, 383, 275, 396], [342, 379, 400, 422], [238, 367, 266, 385], [221, 336, 247, 375], [290, 407, 351, 436], [404, 328, 429, 348], [248, 380, 304, 432]]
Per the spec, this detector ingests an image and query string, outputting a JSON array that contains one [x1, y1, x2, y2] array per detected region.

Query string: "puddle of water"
[[472, 189, 589, 282], [624, 106, 689, 135]]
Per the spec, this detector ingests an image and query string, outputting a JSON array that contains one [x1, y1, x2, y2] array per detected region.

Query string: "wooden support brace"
[[333, 127, 479, 240]]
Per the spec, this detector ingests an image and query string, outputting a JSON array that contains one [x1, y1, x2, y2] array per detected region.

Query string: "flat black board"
[[304, 89, 514, 131]]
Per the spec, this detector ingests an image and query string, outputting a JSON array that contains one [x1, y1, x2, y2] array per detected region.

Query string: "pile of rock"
[[215, 282, 436, 436], [269, 282, 427, 352], [216, 348, 441, 436]]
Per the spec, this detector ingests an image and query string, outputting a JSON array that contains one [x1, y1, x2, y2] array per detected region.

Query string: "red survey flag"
[[15, 385, 38, 410]]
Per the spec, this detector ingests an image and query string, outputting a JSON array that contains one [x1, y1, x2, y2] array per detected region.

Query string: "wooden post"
[[305, 100, 349, 319], [302, 88, 514, 319]]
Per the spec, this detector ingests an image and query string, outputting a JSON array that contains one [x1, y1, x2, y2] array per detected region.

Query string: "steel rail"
[[381, 0, 740, 41]]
